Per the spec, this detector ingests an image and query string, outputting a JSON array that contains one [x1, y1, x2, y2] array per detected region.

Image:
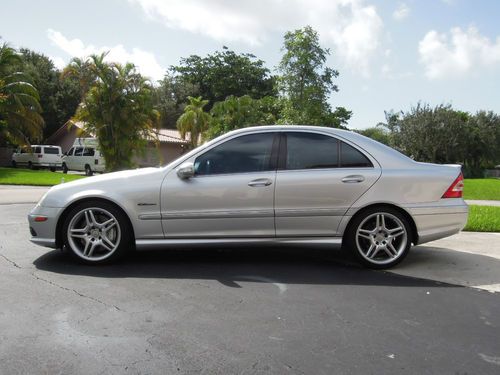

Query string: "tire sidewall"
[[62, 200, 132, 264], [346, 207, 413, 269]]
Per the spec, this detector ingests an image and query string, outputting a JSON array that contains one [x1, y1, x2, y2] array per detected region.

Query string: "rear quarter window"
[[340, 142, 373, 168], [43, 147, 59, 154]]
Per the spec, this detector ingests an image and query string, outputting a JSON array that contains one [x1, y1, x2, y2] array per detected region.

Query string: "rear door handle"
[[341, 175, 365, 183], [248, 178, 273, 187]]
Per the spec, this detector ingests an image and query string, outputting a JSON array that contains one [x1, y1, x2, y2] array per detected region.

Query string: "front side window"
[[33, 147, 41, 154], [195, 133, 275, 176], [67, 147, 74, 156], [285, 132, 339, 170]]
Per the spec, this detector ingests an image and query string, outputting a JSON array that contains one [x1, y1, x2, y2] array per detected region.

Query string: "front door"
[[275, 131, 381, 237], [160, 132, 278, 238]]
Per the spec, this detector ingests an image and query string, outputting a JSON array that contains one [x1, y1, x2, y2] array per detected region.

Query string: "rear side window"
[[83, 148, 95, 156], [44, 147, 59, 154], [195, 133, 275, 176], [74, 147, 84, 156], [340, 142, 372, 168], [33, 147, 41, 154], [285, 132, 339, 170]]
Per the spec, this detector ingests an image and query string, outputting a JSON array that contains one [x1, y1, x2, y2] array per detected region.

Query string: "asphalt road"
[[1, 203, 500, 375]]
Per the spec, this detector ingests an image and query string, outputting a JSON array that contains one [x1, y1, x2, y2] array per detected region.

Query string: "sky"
[[2, 0, 500, 129]]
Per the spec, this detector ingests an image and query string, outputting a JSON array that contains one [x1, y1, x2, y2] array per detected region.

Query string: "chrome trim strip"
[[275, 208, 347, 217], [136, 237, 343, 250], [160, 210, 274, 220], [138, 213, 162, 220]]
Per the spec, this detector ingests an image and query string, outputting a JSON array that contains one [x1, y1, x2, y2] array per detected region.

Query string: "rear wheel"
[[50, 167, 56, 172], [62, 163, 68, 174], [62, 201, 132, 264], [11, 160, 17, 168], [28, 161, 33, 170], [346, 207, 412, 269], [85, 164, 93, 176]]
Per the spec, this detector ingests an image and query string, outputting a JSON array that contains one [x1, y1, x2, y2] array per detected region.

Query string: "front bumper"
[[28, 205, 62, 249]]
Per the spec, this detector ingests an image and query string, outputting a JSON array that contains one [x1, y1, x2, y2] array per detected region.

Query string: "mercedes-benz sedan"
[[28, 126, 468, 268]]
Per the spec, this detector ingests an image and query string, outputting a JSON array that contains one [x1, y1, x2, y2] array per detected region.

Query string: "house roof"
[[47, 121, 190, 145]]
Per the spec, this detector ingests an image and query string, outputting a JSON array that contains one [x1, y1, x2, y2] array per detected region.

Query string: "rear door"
[[274, 131, 381, 237], [42, 147, 62, 165]]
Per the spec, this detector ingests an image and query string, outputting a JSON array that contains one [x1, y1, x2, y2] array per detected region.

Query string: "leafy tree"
[[176, 96, 211, 148], [171, 47, 275, 109], [207, 95, 281, 140], [357, 126, 391, 146], [20, 48, 80, 139], [276, 26, 350, 127], [71, 53, 159, 171], [154, 74, 199, 129], [0, 43, 44, 145]]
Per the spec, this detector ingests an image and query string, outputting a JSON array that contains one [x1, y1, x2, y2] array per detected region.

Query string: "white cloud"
[[393, 3, 410, 21], [418, 26, 500, 79], [47, 29, 165, 81], [48, 55, 66, 70], [128, 0, 384, 76]]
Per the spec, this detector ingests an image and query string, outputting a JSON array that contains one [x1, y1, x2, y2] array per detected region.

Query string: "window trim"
[[193, 132, 280, 177]]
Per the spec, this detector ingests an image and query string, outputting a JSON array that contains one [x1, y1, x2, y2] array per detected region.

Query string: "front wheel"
[[62, 163, 68, 174], [62, 201, 132, 264], [85, 165, 93, 176], [346, 207, 412, 269]]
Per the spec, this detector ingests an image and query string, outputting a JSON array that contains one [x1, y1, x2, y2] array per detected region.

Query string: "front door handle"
[[248, 178, 273, 187], [342, 175, 365, 183]]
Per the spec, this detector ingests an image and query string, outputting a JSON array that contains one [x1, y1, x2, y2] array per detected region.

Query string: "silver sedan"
[[28, 126, 468, 268]]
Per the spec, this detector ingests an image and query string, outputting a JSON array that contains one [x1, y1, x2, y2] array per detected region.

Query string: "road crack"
[[0, 253, 22, 269], [30, 271, 124, 312]]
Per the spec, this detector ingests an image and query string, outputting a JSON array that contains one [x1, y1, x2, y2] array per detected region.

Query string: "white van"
[[62, 138, 106, 176], [12, 145, 62, 171]]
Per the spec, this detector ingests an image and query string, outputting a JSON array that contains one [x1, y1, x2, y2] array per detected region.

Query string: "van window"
[[74, 147, 84, 156], [83, 148, 95, 156], [33, 147, 42, 154], [67, 148, 74, 156], [44, 147, 59, 155]]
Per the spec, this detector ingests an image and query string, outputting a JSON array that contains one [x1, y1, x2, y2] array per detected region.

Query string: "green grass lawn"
[[463, 178, 500, 200], [0, 167, 85, 186], [463, 205, 500, 232]]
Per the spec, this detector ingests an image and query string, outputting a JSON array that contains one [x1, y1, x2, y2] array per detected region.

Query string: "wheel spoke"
[[87, 241, 97, 257], [100, 239, 114, 252], [387, 243, 398, 257], [391, 229, 405, 238], [88, 210, 98, 226], [376, 214, 381, 228], [82, 239, 92, 256], [102, 234, 117, 250], [380, 215, 386, 230], [365, 244, 377, 258], [358, 232, 372, 240]]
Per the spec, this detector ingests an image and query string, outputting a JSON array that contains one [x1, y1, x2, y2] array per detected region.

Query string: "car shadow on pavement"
[[33, 246, 463, 289]]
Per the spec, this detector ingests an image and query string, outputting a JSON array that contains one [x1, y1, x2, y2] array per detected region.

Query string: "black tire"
[[62, 163, 68, 174], [11, 160, 17, 168], [50, 167, 56, 172], [61, 200, 133, 265], [28, 161, 33, 170], [85, 165, 93, 176], [345, 207, 412, 269]]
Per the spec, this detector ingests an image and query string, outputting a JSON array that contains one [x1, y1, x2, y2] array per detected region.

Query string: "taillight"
[[442, 173, 464, 198], [37, 154, 43, 158]]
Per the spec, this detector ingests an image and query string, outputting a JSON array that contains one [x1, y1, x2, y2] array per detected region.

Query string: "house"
[[46, 121, 190, 167]]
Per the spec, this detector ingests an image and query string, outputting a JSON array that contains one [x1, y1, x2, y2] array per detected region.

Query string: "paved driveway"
[[1, 201, 500, 374]]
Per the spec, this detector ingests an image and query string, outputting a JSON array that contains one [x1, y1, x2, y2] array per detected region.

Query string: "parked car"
[[28, 126, 468, 268], [12, 145, 62, 171], [62, 138, 105, 176]]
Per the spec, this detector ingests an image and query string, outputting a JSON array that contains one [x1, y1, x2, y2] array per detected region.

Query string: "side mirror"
[[176, 162, 195, 179]]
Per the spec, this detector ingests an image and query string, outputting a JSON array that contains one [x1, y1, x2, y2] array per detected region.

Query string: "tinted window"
[[285, 132, 338, 170], [340, 142, 372, 168], [44, 147, 59, 154], [67, 147, 74, 156], [74, 147, 84, 156], [83, 147, 95, 156], [195, 133, 275, 176], [33, 147, 41, 154]]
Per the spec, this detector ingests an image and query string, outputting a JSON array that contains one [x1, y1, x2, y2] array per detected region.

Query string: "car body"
[[28, 126, 468, 268], [62, 138, 106, 176], [12, 145, 63, 171]]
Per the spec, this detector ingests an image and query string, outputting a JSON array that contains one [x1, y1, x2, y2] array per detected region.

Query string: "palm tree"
[[73, 53, 159, 171], [176, 96, 211, 148], [0, 43, 43, 145]]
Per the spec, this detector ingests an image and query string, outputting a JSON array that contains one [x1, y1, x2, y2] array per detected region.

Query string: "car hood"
[[39, 168, 165, 208]]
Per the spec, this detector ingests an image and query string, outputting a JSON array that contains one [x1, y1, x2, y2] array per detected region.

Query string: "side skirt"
[[135, 237, 343, 251]]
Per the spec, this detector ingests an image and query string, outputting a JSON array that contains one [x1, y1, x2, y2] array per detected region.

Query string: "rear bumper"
[[403, 199, 469, 245]]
